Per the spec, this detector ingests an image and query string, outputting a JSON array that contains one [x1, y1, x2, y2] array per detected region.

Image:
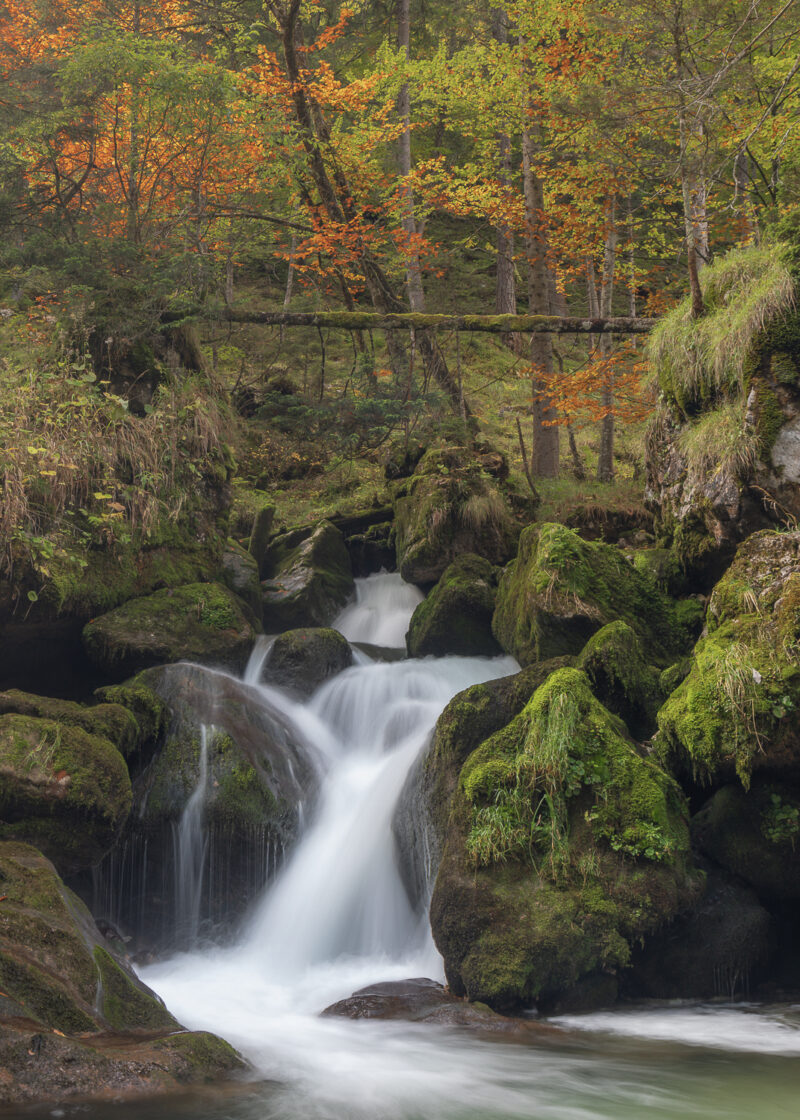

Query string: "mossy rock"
[[577, 621, 661, 739], [654, 530, 800, 789], [406, 554, 501, 658], [260, 627, 353, 696], [394, 447, 518, 584], [92, 677, 169, 769], [221, 538, 263, 621], [0, 843, 245, 1106], [691, 781, 800, 900], [430, 668, 699, 1012], [492, 523, 689, 668], [0, 689, 139, 757], [82, 582, 258, 682], [0, 715, 132, 874], [0, 842, 175, 1034], [261, 520, 355, 631]]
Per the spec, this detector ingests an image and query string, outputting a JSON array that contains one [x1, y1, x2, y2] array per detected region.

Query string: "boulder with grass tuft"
[[406, 554, 501, 658]]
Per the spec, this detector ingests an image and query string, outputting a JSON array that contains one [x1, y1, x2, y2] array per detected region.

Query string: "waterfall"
[[173, 724, 210, 945], [334, 571, 424, 648]]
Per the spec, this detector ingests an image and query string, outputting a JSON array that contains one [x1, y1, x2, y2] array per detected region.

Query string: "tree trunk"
[[492, 10, 516, 328], [522, 125, 559, 478], [672, 11, 706, 318], [397, 0, 425, 314], [596, 197, 618, 483]]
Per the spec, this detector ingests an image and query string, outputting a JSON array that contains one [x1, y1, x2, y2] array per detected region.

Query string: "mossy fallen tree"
[[164, 309, 657, 334]]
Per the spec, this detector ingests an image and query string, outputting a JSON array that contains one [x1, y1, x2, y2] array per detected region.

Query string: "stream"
[[68, 575, 800, 1118]]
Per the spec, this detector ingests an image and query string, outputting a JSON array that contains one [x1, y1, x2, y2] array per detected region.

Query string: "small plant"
[[761, 794, 800, 848]]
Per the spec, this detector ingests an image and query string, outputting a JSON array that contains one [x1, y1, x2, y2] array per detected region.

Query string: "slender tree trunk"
[[672, 7, 706, 317], [397, 0, 425, 313], [596, 197, 618, 482], [492, 10, 516, 328], [522, 124, 559, 477]]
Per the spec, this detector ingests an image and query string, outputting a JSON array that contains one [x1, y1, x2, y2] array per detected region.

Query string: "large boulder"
[[260, 627, 353, 696], [645, 244, 800, 584], [87, 662, 319, 949], [394, 447, 519, 584], [406, 554, 500, 658], [0, 842, 243, 1106], [261, 520, 354, 631], [492, 523, 691, 667], [0, 714, 131, 874], [82, 582, 258, 682], [691, 781, 800, 901], [655, 529, 800, 789], [221, 538, 263, 620], [430, 667, 700, 1012]]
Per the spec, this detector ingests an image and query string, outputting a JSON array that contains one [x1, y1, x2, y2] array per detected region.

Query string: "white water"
[[140, 574, 800, 1120], [173, 724, 209, 945], [333, 570, 424, 647]]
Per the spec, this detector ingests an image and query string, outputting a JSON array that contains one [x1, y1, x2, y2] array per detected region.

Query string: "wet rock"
[[624, 864, 773, 1000], [492, 523, 690, 667], [321, 978, 548, 1034], [406, 554, 501, 658], [261, 520, 354, 631], [394, 447, 518, 584], [0, 714, 131, 875], [691, 782, 800, 900], [82, 582, 258, 682], [222, 539, 263, 620], [260, 627, 353, 696]]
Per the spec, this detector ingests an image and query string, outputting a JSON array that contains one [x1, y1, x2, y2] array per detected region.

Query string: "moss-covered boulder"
[[645, 244, 800, 583], [406, 554, 501, 658], [0, 715, 131, 874], [577, 621, 661, 739], [261, 520, 354, 631], [260, 627, 353, 696], [0, 842, 244, 1105], [82, 582, 258, 682], [430, 668, 699, 1012], [92, 677, 169, 771], [492, 523, 689, 668], [90, 662, 317, 948], [655, 530, 800, 788], [691, 782, 800, 901], [394, 447, 519, 584]]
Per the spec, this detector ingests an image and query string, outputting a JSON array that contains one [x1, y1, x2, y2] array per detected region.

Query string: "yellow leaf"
[[93, 492, 112, 500], [39, 470, 57, 477]]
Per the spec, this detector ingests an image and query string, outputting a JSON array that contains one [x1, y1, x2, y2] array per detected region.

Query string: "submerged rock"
[[0, 842, 244, 1106], [492, 522, 690, 667], [260, 627, 353, 696], [394, 447, 519, 584], [261, 520, 355, 631], [82, 582, 258, 682], [0, 714, 131, 875], [430, 668, 700, 1013], [406, 554, 501, 658]]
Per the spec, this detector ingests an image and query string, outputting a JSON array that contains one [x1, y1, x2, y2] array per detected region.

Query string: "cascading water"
[[139, 573, 800, 1120], [173, 723, 210, 945]]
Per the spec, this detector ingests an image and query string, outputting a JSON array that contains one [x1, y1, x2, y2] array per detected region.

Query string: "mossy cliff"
[[430, 668, 699, 1012], [492, 522, 691, 667], [655, 530, 800, 788], [646, 243, 800, 582]]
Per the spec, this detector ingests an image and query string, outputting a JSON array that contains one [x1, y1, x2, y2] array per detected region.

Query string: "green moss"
[[93, 946, 177, 1032], [406, 554, 500, 657], [0, 951, 98, 1034], [93, 678, 168, 751], [0, 689, 139, 756], [152, 1029, 244, 1074], [577, 621, 661, 739], [492, 523, 688, 667]]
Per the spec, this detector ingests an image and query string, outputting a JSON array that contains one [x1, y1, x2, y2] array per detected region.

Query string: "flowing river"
[[74, 574, 800, 1119]]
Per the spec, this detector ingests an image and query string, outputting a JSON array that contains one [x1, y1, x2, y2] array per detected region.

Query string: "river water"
[[90, 574, 800, 1118]]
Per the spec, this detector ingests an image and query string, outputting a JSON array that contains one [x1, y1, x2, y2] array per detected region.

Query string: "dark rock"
[[249, 504, 276, 576], [406, 554, 500, 658], [564, 504, 653, 543], [625, 864, 773, 1000], [261, 520, 354, 631], [222, 539, 263, 619], [82, 582, 258, 682], [691, 782, 800, 900], [261, 628, 353, 696], [346, 521, 395, 577]]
